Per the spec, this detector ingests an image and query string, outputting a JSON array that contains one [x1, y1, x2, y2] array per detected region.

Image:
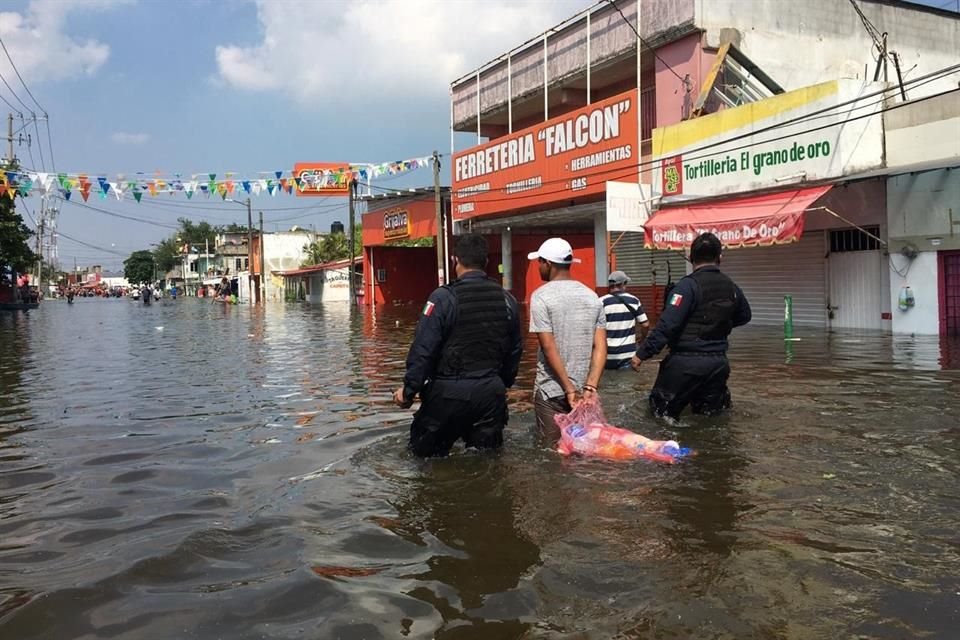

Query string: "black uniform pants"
[[649, 353, 731, 420], [409, 376, 508, 458]]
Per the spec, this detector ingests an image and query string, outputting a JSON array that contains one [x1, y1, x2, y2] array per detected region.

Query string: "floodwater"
[[1, 299, 958, 640]]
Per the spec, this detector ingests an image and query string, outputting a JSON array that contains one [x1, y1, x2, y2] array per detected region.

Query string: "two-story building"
[[449, 0, 959, 334]]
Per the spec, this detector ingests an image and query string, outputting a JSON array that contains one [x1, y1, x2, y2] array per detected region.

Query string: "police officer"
[[393, 233, 522, 457], [631, 232, 751, 419]]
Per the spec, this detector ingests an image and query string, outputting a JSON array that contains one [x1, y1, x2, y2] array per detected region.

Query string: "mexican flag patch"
[[669, 293, 684, 307], [422, 301, 435, 316]]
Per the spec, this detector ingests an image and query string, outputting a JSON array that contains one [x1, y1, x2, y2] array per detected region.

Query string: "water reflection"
[[390, 455, 541, 638]]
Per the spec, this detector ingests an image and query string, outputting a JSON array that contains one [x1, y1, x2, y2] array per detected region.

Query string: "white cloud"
[[0, 0, 131, 86], [110, 131, 150, 144], [215, 0, 585, 103]]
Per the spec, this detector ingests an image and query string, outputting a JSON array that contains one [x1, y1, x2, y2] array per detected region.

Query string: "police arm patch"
[[669, 293, 684, 307], [422, 301, 435, 316]]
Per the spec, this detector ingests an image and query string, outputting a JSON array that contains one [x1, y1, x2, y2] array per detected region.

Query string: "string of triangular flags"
[[0, 155, 435, 202]]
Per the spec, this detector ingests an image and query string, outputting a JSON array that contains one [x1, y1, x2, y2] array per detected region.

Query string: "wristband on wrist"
[[583, 384, 597, 392]]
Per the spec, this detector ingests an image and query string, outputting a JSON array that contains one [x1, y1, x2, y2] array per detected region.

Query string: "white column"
[[501, 227, 513, 291], [543, 34, 549, 120], [594, 210, 608, 289], [586, 12, 592, 104], [507, 55, 513, 134]]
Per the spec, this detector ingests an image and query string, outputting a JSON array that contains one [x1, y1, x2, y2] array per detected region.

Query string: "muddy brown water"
[[0, 299, 958, 639]]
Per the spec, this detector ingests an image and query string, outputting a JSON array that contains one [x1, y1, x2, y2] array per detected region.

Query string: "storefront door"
[[940, 251, 960, 336], [721, 231, 828, 328], [826, 227, 884, 331]]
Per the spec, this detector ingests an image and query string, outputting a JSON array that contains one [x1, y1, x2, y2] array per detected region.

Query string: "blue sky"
[[0, 0, 953, 270]]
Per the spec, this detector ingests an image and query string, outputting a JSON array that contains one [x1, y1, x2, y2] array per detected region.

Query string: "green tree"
[[152, 237, 180, 273], [177, 217, 219, 248], [0, 166, 38, 275], [301, 225, 361, 266], [124, 250, 156, 284]]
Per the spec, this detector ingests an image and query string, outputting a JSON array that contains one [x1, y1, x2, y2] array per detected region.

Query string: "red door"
[[940, 251, 960, 336]]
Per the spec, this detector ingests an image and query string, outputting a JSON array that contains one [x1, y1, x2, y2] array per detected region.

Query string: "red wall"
[[365, 246, 437, 305], [500, 234, 597, 304]]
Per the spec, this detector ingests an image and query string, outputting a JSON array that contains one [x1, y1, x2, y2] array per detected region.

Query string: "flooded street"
[[1, 299, 958, 639]]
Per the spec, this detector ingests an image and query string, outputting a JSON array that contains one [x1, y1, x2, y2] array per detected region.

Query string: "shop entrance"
[[827, 228, 884, 331], [941, 250, 960, 336]]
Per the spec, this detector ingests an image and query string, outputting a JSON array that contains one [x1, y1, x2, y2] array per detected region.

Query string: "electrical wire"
[[30, 116, 45, 171], [55, 229, 128, 257], [55, 197, 180, 230], [606, 0, 686, 84], [440, 81, 959, 206], [0, 37, 45, 113]]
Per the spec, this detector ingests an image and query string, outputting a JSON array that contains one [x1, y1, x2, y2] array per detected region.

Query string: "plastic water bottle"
[[658, 440, 691, 458]]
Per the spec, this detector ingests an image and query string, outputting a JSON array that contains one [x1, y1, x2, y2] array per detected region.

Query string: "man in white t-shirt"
[[600, 270, 649, 370], [528, 237, 607, 435]]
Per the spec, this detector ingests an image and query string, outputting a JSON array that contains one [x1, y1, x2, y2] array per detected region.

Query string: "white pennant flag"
[[110, 182, 122, 200]]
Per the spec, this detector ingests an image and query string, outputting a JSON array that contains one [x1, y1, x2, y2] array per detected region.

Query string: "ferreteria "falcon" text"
[[455, 135, 536, 181], [538, 98, 632, 157]]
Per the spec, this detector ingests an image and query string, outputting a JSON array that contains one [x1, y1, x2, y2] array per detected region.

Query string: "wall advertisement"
[[452, 89, 639, 219]]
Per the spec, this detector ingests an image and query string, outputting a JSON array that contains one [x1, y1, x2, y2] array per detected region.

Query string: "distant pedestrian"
[[528, 237, 606, 435], [600, 270, 649, 370]]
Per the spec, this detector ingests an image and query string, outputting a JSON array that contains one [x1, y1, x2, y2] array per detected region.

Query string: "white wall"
[[698, 0, 959, 96], [888, 251, 939, 335], [306, 267, 350, 303], [263, 232, 314, 300], [887, 169, 960, 251]]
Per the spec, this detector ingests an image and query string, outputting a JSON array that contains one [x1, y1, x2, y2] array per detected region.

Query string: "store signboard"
[[652, 80, 886, 200], [605, 181, 653, 232], [383, 209, 411, 240], [452, 89, 639, 219], [293, 162, 352, 196]]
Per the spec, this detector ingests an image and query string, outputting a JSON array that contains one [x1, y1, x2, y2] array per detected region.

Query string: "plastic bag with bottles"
[[555, 398, 692, 463]]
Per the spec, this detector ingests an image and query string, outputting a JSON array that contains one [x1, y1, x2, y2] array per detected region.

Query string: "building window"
[[190, 262, 198, 273], [830, 227, 881, 253], [376, 268, 387, 283]]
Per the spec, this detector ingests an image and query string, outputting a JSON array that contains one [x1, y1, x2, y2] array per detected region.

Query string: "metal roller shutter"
[[721, 231, 827, 327], [613, 232, 689, 286]]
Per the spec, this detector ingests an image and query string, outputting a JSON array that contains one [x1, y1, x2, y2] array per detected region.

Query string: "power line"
[[446, 85, 959, 207], [606, 0, 686, 84], [55, 197, 180, 230], [30, 116, 45, 171], [42, 117, 55, 171], [55, 229, 127, 257], [0, 37, 46, 113]]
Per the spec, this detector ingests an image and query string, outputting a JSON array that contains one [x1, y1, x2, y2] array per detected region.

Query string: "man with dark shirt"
[[632, 232, 751, 419], [393, 234, 523, 457]]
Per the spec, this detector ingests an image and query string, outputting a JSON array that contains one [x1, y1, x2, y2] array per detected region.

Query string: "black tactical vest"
[[676, 268, 738, 344], [435, 275, 510, 377]]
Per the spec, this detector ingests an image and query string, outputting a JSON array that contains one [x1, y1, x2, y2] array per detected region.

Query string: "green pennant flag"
[[209, 173, 216, 182], [133, 191, 142, 202], [186, 190, 193, 200], [58, 173, 68, 189]]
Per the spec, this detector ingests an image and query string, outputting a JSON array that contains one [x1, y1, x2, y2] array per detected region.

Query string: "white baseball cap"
[[527, 237, 581, 264]]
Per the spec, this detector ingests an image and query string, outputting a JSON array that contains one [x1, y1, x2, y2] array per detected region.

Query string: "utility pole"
[[433, 150, 446, 286], [5, 114, 13, 163], [348, 179, 357, 304], [246, 197, 253, 304], [259, 211, 265, 303]]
